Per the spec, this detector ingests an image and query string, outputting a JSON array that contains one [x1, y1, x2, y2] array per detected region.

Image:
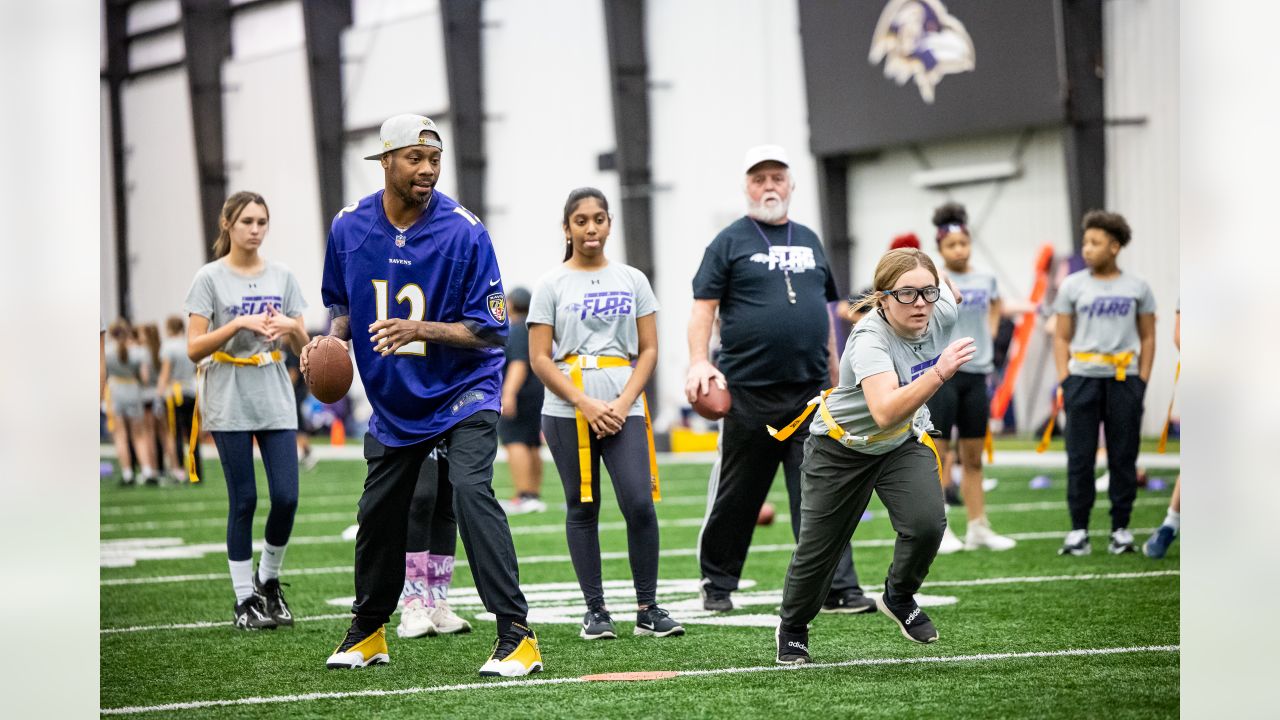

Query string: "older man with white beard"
[[685, 145, 874, 614]]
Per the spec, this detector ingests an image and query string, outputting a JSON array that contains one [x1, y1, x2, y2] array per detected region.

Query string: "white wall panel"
[[1105, 0, 1180, 435], [101, 83, 118, 323], [126, 0, 179, 35], [646, 0, 820, 429], [223, 48, 328, 329], [120, 69, 205, 326], [481, 0, 623, 323], [230, 0, 305, 61], [341, 3, 450, 131]]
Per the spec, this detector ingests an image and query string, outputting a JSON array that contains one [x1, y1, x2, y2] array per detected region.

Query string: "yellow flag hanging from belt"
[[563, 354, 660, 504]]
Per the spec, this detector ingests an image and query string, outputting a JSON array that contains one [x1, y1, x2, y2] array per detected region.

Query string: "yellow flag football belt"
[[768, 390, 941, 482], [186, 350, 283, 483], [1071, 351, 1135, 381], [562, 354, 660, 504]]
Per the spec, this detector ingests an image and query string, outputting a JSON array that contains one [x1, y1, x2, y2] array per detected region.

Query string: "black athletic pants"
[[1062, 375, 1146, 531], [698, 382, 862, 597], [351, 410, 527, 634], [543, 416, 660, 609], [171, 393, 202, 480], [405, 447, 458, 555]]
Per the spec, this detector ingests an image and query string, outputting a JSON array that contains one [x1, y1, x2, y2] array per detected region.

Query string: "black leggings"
[[406, 447, 458, 555], [543, 415, 659, 609]]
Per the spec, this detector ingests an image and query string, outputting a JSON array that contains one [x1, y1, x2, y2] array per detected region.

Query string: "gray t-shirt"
[[1052, 269, 1155, 378], [812, 281, 959, 455], [183, 259, 306, 431], [948, 270, 998, 374], [527, 262, 659, 419], [161, 337, 197, 395], [104, 343, 147, 381]]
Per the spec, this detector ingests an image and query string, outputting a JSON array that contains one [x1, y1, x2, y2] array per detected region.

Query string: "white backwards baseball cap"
[[742, 144, 790, 175], [364, 114, 444, 160]]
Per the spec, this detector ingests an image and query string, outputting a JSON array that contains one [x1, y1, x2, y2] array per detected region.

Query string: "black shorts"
[[928, 371, 989, 440], [498, 400, 542, 446]]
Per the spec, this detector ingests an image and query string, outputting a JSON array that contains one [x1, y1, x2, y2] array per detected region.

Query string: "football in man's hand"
[[692, 381, 731, 421], [305, 337, 353, 404]]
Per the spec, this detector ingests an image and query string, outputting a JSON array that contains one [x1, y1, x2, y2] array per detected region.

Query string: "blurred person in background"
[[157, 315, 199, 483], [499, 286, 547, 514], [1145, 304, 1180, 559], [104, 318, 158, 486], [138, 322, 175, 483]]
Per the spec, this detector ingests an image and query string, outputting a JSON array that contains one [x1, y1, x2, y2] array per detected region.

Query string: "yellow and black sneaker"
[[326, 623, 389, 669], [478, 623, 543, 677]]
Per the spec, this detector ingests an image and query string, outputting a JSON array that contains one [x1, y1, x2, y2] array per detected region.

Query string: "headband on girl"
[[936, 223, 967, 240]]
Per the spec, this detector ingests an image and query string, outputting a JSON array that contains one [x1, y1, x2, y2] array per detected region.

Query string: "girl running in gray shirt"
[[184, 191, 309, 630], [1052, 210, 1156, 556], [528, 188, 684, 641], [775, 248, 975, 664]]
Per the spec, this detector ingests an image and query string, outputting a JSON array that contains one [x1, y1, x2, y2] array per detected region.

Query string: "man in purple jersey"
[[302, 114, 542, 677]]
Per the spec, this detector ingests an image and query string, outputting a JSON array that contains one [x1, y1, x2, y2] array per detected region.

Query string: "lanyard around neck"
[[748, 218, 797, 304]]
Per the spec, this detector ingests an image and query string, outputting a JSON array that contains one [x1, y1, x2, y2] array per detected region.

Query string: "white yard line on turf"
[[99, 644, 1179, 715], [100, 570, 1178, 633]]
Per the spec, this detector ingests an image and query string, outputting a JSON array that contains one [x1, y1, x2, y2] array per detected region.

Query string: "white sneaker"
[[520, 497, 548, 513], [963, 517, 1017, 551], [428, 600, 473, 634], [982, 477, 998, 492], [341, 524, 360, 541], [396, 597, 437, 638], [937, 525, 964, 555], [1095, 472, 1110, 491]]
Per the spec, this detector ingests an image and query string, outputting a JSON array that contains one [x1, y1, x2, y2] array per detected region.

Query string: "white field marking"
[[98, 645, 1180, 715], [101, 571, 1176, 634], [101, 527, 1161, 580], [101, 493, 361, 516], [99, 495, 1170, 566]]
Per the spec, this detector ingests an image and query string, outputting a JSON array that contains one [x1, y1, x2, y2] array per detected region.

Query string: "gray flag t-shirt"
[[183, 259, 306, 431], [1052, 269, 1155, 378], [811, 281, 958, 455], [160, 337, 197, 395], [527, 262, 659, 419], [948, 270, 998, 374]]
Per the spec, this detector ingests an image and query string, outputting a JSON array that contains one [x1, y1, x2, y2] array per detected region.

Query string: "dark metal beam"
[[601, 0, 658, 419], [816, 155, 853, 300], [301, 0, 353, 233], [1060, 0, 1106, 253], [179, 0, 232, 262], [440, 0, 487, 218], [105, 0, 131, 320]]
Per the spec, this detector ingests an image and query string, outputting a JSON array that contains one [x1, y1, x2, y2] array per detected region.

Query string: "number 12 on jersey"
[[371, 280, 426, 356]]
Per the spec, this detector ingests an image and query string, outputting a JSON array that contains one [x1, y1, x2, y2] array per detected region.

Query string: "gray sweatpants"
[[779, 434, 946, 629]]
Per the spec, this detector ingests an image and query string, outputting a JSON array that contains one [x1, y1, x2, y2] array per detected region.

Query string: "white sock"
[[121, 468, 134, 481], [229, 559, 254, 603], [258, 542, 287, 582], [1163, 508, 1180, 533]]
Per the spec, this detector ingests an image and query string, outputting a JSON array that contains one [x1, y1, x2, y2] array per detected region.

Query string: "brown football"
[[305, 336, 353, 404], [692, 381, 731, 420]]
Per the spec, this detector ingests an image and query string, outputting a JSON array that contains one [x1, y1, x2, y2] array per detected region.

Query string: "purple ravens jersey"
[[321, 189, 508, 446]]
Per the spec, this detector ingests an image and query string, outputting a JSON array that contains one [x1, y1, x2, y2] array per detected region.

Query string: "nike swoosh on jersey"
[[489, 278, 501, 286]]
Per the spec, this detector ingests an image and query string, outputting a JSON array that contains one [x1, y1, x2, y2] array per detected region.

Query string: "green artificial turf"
[[100, 457, 1179, 718]]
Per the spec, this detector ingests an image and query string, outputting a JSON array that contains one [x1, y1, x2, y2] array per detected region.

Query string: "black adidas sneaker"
[[776, 623, 811, 665], [877, 591, 938, 644]]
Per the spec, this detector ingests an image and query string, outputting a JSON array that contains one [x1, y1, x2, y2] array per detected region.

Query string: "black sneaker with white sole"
[[634, 605, 684, 638], [1108, 528, 1137, 555], [700, 584, 733, 612], [233, 593, 278, 630], [253, 573, 293, 626], [580, 607, 617, 640], [775, 624, 811, 665], [876, 591, 938, 644], [821, 589, 878, 614], [1058, 529, 1091, 556]]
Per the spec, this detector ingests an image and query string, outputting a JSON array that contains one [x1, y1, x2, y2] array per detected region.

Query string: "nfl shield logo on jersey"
[[868, 0, 975, 104], [487, 293, 507, 324], [394, 233, 406, 248]]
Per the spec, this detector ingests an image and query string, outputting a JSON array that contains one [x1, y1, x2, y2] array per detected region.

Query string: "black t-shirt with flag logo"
[[692, 217, 838, 387]]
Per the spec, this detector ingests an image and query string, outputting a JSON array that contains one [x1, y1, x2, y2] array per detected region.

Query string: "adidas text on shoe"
[[1058, 529, 1091, 556], [821, 590, 877, 614], [327, 624, 389, 669], [580, 607, 617, 640], [876, 593, 939, 644], [253, 573, 293, 626], [634, 605, 685, 638], [427, 600, 472, 634], [479, 624, 543, 677], [233, 593, 278, 630], [396, 597, 438, 638], [1108, 528, 1137, 555], [1143, 525, 1177, 559], [775, 623, 811, 665], [699, 583, 733, 612]]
